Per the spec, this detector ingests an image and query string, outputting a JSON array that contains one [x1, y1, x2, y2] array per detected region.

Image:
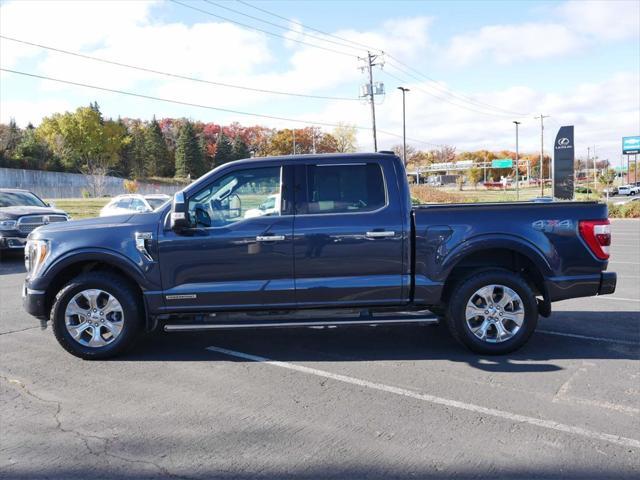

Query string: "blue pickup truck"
[[22, 152, 616, 359]]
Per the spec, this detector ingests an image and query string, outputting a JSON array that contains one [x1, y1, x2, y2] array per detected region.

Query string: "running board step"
[[164, 315, 439, 332]]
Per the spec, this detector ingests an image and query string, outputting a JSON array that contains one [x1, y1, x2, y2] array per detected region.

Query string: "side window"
[[304, 163, 386, 214], [116, 198, 132, 209], [188, 166, 282, 228], [130, 198, 146, 211]]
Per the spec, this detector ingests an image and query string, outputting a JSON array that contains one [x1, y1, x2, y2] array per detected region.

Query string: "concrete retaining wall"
[[0, 168, 184, 198]]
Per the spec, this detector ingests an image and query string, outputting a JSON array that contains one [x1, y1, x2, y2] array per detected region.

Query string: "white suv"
[[100, 194, 171, 217]]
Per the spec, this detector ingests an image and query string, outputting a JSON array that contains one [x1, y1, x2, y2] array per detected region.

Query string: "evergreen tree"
[[231, 135, 250, 161], [144, 117, 172, 177], [175, 121, 203, 178], [128, 126, 147, 179], [89, 101, 103, 124], [214, 132, 233, 166]]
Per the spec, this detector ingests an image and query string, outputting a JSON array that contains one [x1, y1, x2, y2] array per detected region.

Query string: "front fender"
[[30, 247, 158, 291]]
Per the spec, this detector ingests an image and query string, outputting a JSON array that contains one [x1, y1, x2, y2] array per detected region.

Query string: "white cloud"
[[444, 0, 639, 66], [446, 23, 583, 65], [560, 0, 640, 41]]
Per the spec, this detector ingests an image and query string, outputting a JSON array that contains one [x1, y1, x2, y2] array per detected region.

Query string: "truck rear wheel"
[[446, 270, 538, 355], [51, 272, 142, 360]]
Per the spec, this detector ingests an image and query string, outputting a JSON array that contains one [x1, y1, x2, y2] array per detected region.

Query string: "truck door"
[[158, 163, 295, 311], [293, 159, 406, 307]]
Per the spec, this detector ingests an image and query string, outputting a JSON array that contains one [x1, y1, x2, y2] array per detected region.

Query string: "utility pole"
[[513, 121, 521, 201], [311, 126, 316, 154], [359, 51, 384, 152], [292, 129, 296, 155], [398, 87, 410, 166], [593, 146, 596, 194], [535, 114, 550, 196], [587, 146, 591, 199]]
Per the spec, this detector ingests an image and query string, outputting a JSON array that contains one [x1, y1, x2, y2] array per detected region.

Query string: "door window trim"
[[295, 162, 389, 217]]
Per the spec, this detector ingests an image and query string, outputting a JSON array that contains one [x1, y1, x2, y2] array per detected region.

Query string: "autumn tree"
[[467, 166, 482, 189], [175, 121, 204, 178], [332, 123, 357, 153]]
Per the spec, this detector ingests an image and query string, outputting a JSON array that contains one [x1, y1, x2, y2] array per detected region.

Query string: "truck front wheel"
[[446, 270, 538, 355], [51, 272, 142, 360]]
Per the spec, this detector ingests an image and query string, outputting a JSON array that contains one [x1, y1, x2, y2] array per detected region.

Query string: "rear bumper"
[[598, 272, 617, 296], [545, 272, 616, 302], [22, 281, 48, 320]]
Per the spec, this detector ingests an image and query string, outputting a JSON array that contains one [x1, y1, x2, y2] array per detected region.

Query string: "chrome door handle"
[[366, 231, 395, 238], [256, 235, 286, 242]]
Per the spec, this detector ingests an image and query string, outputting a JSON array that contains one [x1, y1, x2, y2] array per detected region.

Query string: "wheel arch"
[[440, 237, 552, 315], [41, 250, 148, 320]]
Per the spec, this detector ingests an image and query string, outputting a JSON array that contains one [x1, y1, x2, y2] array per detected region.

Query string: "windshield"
[[146, 197, 170, 210], [0, 191, 47, 208]]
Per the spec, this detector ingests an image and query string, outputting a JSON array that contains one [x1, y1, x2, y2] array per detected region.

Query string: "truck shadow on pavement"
[[125, 319, 639, 374]]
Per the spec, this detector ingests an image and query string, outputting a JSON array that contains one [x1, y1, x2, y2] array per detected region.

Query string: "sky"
[[0, 0, 639, 165]]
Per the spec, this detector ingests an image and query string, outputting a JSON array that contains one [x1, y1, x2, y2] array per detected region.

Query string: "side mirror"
[[170, 191, 190, 232]]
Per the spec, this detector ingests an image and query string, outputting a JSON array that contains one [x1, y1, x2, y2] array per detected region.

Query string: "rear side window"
[[302, 163, 386, 214]]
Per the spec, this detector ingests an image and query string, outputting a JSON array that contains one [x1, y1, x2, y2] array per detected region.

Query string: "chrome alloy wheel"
[[465, 284, 525, 343], [64, 289, 124, 348]]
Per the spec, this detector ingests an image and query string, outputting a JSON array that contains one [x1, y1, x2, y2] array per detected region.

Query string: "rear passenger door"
[[293, 160, 405, 307]]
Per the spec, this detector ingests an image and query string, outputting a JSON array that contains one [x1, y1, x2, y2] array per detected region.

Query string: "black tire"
[[51, 272, 142, 360], [446, 269, 538, 355]]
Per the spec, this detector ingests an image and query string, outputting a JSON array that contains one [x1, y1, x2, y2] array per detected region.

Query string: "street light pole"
[[513, 121, 521, 201], [398, 87, 410, 166]]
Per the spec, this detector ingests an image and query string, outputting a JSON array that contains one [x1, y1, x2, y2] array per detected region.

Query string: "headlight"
[[0, 220, 17, 231], [25, 239, 49, 276]]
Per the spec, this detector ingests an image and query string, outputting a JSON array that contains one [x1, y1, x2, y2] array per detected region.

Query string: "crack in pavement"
[[1, 375, 197, 480], [0, 326, 40, 336]]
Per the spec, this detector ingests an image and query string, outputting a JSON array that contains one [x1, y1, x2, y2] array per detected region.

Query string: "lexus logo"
[[42, 216, 50, 225], [558, 137, 570, 146]]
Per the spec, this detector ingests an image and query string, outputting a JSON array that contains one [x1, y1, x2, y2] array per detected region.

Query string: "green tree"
[[467, 166, 482, 189], [231, 135, 250, 160], [144, 117, 172, 177], [175, 121, 203, 178], [12, 126, 55, 170], [127, 123, 147, 179], [37, 106, 126, 173], [214, 132, 233, 166], [0, 119, 22, 165]]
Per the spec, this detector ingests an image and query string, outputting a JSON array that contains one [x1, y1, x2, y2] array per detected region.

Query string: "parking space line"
[[595, 295, 640, 303], [537, 330, 639, 346], [206, 346, 640, 449], [609, 261, 640, 265]]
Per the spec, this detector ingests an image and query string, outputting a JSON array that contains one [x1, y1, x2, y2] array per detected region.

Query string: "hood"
[[0, 205, 68, 220], [29, 210, 162, 238]]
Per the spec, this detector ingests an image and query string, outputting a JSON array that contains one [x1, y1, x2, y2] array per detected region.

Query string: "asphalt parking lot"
[[1, 219, 638, 479]]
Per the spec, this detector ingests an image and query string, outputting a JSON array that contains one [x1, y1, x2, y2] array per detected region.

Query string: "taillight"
[[579, 219, 611, 260]]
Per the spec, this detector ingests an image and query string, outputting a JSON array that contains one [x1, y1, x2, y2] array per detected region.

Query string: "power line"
[[382, 69, 519, 118], [170, 0, 357, 58], [203, 0, 365, 54], [234, 0, 527, 117], [235, 0, 384, 53], [385, 56, 529, 117], [0, 67, 440, 147], [0, 35, 360, 102]]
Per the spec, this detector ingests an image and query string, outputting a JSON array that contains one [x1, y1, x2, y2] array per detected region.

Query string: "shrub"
[[608, 201, 640, 218], [410, 185, 468, 204], [123, 179, 139, 193], [81, 189, 90, 198]]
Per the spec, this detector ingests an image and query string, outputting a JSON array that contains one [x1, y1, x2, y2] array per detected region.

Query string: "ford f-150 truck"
[[22, 152, 616, 359]]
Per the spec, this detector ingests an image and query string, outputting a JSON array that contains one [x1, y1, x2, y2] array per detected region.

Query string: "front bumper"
[[0, 235, 27, 249], [22, 281, 48, 320]]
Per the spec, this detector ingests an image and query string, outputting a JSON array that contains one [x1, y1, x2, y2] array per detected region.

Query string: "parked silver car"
[[99, 194, 171, 217]]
